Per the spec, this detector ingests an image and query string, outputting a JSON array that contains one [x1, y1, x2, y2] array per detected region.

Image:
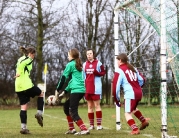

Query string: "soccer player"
[[55, 48, 89, 135], [83, 49, 106, 130], [112, 53, 149, 135], [15, 46, 44, 134]]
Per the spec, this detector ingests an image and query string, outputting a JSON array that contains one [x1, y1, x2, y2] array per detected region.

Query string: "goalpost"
[[114, 0, 178, 137]]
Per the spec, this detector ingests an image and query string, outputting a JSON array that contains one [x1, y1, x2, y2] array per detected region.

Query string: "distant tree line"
[[1, 0, 178, 105]]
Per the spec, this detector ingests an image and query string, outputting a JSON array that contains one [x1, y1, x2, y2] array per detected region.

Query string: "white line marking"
[[123, 130, 156, 138], [44, 113, 110, 129], [44, 114, 155, 137]]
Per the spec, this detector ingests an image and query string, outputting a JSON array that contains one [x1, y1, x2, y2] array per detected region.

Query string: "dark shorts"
[[84, 93, 101, 101], [16, 86, 42, 105], [124, 99, 141, 113]]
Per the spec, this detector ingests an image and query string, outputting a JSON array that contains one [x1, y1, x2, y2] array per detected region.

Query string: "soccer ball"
[[46, 95, 57, 106]]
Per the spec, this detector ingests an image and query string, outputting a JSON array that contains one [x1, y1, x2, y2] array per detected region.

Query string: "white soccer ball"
[[46, 95, 57, 106]]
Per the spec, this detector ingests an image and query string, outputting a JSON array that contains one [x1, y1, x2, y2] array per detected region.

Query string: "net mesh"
[[115, 0, 179, 137]]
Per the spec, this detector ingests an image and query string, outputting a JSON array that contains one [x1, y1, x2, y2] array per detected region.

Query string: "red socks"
[[66, 116, 75, 130], [88, 111, 102, 126], [96, 111, 102, 126], [88, 112, 94, 126], [76, 119, 88, 131], [134, 110, 146, 123], [127, 119, 138, 131]]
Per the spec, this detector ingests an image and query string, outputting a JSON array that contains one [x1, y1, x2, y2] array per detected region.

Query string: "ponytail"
[[19, 46, 36, 56], [117, 53, 136, 73]]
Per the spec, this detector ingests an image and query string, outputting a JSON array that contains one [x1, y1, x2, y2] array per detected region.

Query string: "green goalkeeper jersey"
[[15, 55, 34, 92], [56, 59, 85, 93]]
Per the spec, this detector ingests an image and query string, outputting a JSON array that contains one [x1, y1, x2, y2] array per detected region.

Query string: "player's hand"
[[59, 91, 65, 98], [115, 101, 121, 107], [55, 90, 59, 102], [14, 74, 20, 78], [93, 70, 100, 76]]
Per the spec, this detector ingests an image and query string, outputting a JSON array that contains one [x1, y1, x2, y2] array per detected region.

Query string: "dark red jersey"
[[83, 59, 105, 94]]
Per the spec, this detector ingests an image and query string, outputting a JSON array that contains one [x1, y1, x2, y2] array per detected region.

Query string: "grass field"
[[0, 105, 179, 138]]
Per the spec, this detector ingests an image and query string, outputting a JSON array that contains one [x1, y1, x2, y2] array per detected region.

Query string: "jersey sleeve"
[[112, 71, 122, 102], [56, 63, 71, 92], [65, 85, 70, 93], [16, 56, 33, 75], [83, 62, 86, 79], [136, 69, 145, 87], [94, 61, 106, 76]]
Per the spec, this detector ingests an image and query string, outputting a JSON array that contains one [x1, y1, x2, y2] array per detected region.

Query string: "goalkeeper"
[[112, 53, 149, 135], [55, 48, 89, 135]]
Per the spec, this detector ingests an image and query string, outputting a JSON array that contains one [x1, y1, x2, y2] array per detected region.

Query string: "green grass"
[[0, 105, 179, 138]]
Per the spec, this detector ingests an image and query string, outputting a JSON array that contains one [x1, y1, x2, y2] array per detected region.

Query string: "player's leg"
[[133, 108, 149, 130], [85, 93, 95, 130], [125, 99, 140, 135], [63, 98, 76, 134], [20, 104, 30, 134], [16, 92, 30, 134], [70, 93, 89, 135], [35, 91, 44, 127], [26, 86, 44, 127], [93, 94, 103, 130]]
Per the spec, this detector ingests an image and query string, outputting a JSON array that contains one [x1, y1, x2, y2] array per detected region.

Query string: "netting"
[[114, 0, 179, 137]]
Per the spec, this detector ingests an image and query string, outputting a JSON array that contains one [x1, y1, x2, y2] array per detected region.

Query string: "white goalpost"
[[114, 9, 121, 130], [113, 0, 178, 138]]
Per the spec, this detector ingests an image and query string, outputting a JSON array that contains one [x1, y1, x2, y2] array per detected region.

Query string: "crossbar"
[[114, 0, 141, 10]]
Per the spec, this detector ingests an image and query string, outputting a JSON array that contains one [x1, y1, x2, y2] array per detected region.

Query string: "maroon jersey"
[[119, 63, 145, 99], [83, 59, 105, 94]]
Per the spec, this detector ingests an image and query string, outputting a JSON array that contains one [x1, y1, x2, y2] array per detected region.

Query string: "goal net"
[[114, 0, 179, 137]]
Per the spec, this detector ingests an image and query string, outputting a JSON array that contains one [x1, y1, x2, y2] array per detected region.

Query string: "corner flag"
[[43, 62, 48, 114], [44, 63, 48, 74]]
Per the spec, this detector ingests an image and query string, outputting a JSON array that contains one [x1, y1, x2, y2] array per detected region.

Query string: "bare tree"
[[0, 0, 18, 96], [5, 0, 70, 84], [62, 0, 119, 104], [0, 0, 74, 97], [0, 0, 9, 16]]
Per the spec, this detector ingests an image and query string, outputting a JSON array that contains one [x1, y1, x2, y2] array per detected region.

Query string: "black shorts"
[[16, 86, 42, 105]]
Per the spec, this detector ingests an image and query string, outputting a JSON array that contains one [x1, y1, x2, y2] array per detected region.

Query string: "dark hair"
[[116, 53, 136, 73], [86, 48, 96, 59], [69, 48, 82, 71], [20, 46, 36, 56]]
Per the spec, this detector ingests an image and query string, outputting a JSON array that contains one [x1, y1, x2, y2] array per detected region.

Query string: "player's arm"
[[82, 63, 86, 79], [137, 70, 146, 87], [93, 62, 106, 76], [112, 71, 122, 106], [15, 57, 33, 77], [56, 63, 71, 92]]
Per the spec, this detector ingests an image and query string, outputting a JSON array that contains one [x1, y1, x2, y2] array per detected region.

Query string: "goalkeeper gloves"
[[55, 90, 66, 101], [59, 91, 65, 97], [55, 90, 60, 102]]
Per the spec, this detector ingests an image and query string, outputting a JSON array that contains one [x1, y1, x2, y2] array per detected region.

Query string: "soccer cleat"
[[35, 113, 43, 127], [74, 130, 90, 135], [20, 129, 30, 134], [97, 125, 103, 130], [140, 120, 149, 130], [130, 130, 140, 135], [65, 129, 76, 134], [88, 125, 95, 130]]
